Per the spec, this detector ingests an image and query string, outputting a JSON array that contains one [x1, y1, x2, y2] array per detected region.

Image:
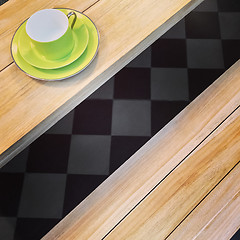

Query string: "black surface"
[[27, 134, 71, 173], [114, 68, 151, 99], [14, 218, 60, 240], [73, 100, 113, 135], [109, 136, 150, 174], [151, 39, 187, 67], [186, 12, 221, 39], [63, 174, 107, 216], [0, 173, 24, 217]]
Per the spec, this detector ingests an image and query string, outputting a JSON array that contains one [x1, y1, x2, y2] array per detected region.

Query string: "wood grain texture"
[[105, 106, 240, 240], [43, 62, 240, 239], [0, 0, 204, 165], [168, 162, 240, 240]]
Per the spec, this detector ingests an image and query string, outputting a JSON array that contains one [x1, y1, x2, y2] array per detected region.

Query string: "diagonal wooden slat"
[[43, 61, 240, 239], [0, 0, 204, 166], [167, 162, 240, 240], [105, 107, 240, 239]]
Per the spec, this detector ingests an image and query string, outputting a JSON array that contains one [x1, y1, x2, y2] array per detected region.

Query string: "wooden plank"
[[0, 0, 204, 165], [105, 106, 240, 240], [0, 0, 98, 71], [43, 62, 240, 239], [168, 163, 240, 240]]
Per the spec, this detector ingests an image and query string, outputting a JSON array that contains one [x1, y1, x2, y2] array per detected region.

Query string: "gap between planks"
[[43, 60, 240, 240], [167, 160, 240, 240], [0, 0, 205, 166], [105, 104, 240, 239], [104, 104, 240, 239]]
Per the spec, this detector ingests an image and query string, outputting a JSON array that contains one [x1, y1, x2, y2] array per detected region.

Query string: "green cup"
[[26, 9, 77, 60]]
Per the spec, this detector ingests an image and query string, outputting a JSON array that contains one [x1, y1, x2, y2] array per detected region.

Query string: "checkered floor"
[[1, 0, 240, 239]]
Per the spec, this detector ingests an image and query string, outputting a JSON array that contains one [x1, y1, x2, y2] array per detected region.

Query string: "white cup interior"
[[26, 9, 68, 42]]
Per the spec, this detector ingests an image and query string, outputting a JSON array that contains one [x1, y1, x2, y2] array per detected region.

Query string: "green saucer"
[[18, 17, 89, 69], [11, 9, 99, 81]]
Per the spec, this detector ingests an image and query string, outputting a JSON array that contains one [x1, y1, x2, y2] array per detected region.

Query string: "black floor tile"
[[111, 100, 151, 136], [114, 68, 151, 99], [151, 39, 187, 67], [14, 218, 60, 240], [0, 217, 16, 240], [18, 173, 66, 219], [188, 69, 225, 100], [151, 68, 189, 101], [185, 12, 220, 39], [109, 136, 150, 174], [68, 135, 111, 175], [218, 0, 240, 12], [222, 40, 240, 69], [151, 101, 189, 135], [72, 100, 113, 135], [0, 173, 24, 217], [219, 13, 240, 39], [27, 134, 71, 173], [187, 39, 224, 69], [193, 0, 218, 12], [63, 174, 108, 216]]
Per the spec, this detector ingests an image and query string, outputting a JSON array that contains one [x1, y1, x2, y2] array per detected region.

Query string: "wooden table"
[[0, 0, 204, 167], [42, 60, 240, 240], [1, 0, 240, 239]]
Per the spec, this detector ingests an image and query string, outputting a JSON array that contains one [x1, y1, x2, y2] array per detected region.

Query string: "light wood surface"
[[43, 61, 240, 239], [2, 0, 240, 238], [0, 0, 204, 166], [106, 107, 240, 240], [168, 162, 240, 240]]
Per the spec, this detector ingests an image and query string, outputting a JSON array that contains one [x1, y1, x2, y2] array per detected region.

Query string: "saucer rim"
[[10, 8, 100, 81], [18, 16, 89, 69]]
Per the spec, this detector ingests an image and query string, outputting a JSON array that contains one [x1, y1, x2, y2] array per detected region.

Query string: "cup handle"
[[67, 11, 77, 29]]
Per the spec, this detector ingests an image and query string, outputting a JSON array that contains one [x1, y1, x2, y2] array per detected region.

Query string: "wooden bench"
[[0, 0, 204, 167], [42, 60, 240, 239]]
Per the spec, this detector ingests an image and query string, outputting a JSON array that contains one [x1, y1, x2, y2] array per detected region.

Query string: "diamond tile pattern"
[[1, 0, 240, 239]]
